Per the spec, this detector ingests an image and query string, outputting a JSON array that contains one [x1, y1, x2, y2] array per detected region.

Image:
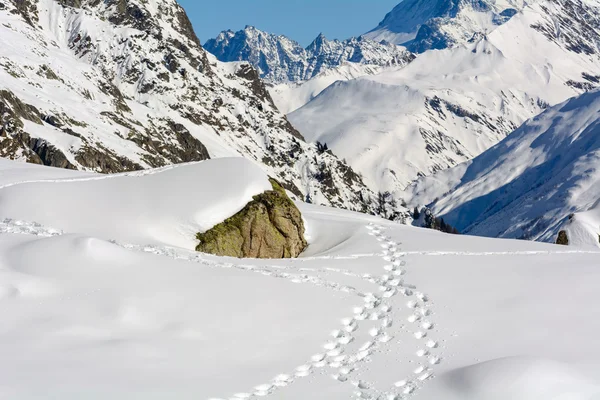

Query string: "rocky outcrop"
[[196, 179, 307, 259], [556, 231, 569, 246]]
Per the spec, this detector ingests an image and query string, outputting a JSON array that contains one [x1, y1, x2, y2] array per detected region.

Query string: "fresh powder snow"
[[1, 158, 600, 399]]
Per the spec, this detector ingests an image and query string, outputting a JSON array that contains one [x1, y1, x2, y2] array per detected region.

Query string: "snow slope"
[[0, 0, 388, 218], [269, 63, 385, 115], [204, 27, 414, 84], [564, 204, 600, 248], [365, 0, 526, 52], [2, 159, 600, 399], [289, 0, 600, 195], [406, 89, 600, 247]]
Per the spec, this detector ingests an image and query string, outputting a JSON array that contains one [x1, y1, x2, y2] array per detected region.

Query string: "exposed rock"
[[0, 89, 43, 126], [0, 0, 402, 221], [9, 0, 39, 26], [28, 136, 76, 169], [196, 179, 307, 259], [0, 131, 76, 169], [556, 230, 569, 246], [167, 121, 211, 162], [75, 145, 142, 173]]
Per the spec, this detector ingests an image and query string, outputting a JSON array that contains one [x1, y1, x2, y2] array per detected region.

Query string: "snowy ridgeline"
[[364, 0, 528, 52], [288, 0, 600, 197], [204, 26, 414, 84], [1, 157, 600, 399], [406, 89, 600, 248], [0, 0, 388, 217]]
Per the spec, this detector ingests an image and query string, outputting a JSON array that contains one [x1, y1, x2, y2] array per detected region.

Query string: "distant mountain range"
[[288, 0, 600, 194], [204, 26, 414, 84]]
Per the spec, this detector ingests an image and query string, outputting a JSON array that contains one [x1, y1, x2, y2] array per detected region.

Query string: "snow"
[[0, 158, 271, 249], [204, 27, 413, 84], [269, 63, 385, 114], [288, 1, 600, 195], [406, 89, 600, 246], [1, 158, 600, 399], [563, 203, 600, 248], [421, 357, 600, 400], [364, 0, 527, 51]]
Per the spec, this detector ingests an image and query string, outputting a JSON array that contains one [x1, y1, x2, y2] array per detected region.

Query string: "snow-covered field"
[[1, 158, 600, 399]]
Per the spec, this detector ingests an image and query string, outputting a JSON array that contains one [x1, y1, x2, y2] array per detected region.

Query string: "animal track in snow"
[[0, 218, 443, 399]]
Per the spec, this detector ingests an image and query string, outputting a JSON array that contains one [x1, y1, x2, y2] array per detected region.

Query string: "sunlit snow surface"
[[1, 158, 600, 400], [288, 1, 600, 194], [407, 89, 600, 247]]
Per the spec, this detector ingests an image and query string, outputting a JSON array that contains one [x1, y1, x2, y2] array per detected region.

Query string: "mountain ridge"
[[0, 0, 400, 219], [364, 0, 527, 52], [289, 0, 600, 198], [406, 88, 600, 247], [204, 25, 414, 83]]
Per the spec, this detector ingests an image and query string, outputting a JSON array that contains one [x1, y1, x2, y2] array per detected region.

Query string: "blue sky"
[[178, 0, 401, 46]]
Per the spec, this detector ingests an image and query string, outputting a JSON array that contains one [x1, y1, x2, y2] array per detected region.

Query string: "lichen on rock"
[[196, 179, 308, 259]]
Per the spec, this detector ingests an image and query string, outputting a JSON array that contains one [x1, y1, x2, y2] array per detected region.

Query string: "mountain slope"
[[269, 63, 386, 114], [289, 0, 600, 196], [365, 0, 526, 52], [406, 89, 600, 247], [0, 0, 395, 217], [204, 26, 414, 84]]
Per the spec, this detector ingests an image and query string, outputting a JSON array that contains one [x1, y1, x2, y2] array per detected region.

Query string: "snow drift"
[[1, 159, 600, 399], [0, 158, 271, 249]]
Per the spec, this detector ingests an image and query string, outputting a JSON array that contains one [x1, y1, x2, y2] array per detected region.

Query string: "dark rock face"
[[0, 89, 43, 127], [0, 131, 77, 169], [556, 230, 569, 245], [75, 145, 143, 173], [168, 121, 211, 162], [8, 0, 39, 26], [196, 179, 307, 259]]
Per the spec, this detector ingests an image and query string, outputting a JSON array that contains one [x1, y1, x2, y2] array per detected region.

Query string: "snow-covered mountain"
[[204, 26, 414, 84], [289, 0, 600, 196], [365, 0, 526, 52], [2, 157, 600, 399], [406, 89, 600, 247], [269, 63, 386, 115], [0, 0, 399, 218]]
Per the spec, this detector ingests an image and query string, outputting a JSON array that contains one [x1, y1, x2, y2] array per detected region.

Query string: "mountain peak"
[[364, 0, 526, 52], [204, 28, 414, 83], [0, 0, 385, 218]]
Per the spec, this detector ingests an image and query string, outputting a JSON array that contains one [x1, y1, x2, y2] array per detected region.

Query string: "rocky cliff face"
[[0, 0, 399, 218], [196, 179, 307, 259], [204, 26, 414, 83]]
